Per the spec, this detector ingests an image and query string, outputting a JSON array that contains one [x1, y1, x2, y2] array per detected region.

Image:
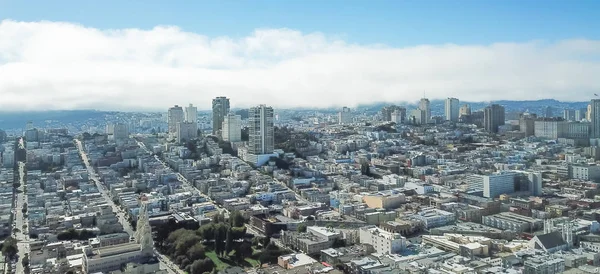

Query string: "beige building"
[[363, 193, 405, 209]]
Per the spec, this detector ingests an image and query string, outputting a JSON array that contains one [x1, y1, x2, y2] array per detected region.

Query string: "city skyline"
[[1, 2, 600, 111]]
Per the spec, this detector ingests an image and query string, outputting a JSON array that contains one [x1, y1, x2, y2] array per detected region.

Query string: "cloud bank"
[[1, 20, 599, 111]]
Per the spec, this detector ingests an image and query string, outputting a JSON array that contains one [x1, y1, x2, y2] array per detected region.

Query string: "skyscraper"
[[563, 109, 575, 121], [248, 105, 274, 155], [338, 107, 352, 124], [167, 105, 184, 135], [590, 99, 600, 138], [419, 98, 431, 123], [381, 105, 404, 122], [222, 113, 242, 142], [444, 98, 460, 122], [185, 104, 198, 123], [212, 97, 230, 135], [484, 104, 505, 133]]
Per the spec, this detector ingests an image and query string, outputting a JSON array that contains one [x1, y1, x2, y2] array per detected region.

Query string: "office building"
[[483, 104, 505, 133], [338, 107, 352, 124], [212, 97, 230, 135], [176, 122, 198, 143], [185, 104, 197, 123], [359, 226, 406, 254], [459, 104, 471, 117], [444, 97, 460, 122], [483, 172, 515, 198], [167, 105, 184, 135], [534, 119, 565, 139], [248, 105, 274, 155], [544, 106, 554, 118], [590, 99, 600, 138], [419, 98, 431, 123], [410, 109, 427, 125], [222, 113, 242, 142]]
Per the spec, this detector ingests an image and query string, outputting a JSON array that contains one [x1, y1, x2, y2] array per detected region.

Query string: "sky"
[[1, 0, 600, 111]]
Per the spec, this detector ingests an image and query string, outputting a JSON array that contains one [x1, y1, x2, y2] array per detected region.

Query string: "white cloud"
[[1, 19, 599, 111]]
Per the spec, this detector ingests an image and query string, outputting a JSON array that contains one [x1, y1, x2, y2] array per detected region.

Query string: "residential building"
[[167, 105, 184, 135], [176, 122, 197, 143], [534, 119, 565, 139], [359, 225, 406, 254], [248, 105, 274, 155], [362, 192, 406, 210], [185, 104, 197, 123], [113, 123, 129, 141], [563, 109, 576, 121], [411, 209, 456, 229], [212, 96, 230, 135], [391, 110, 405, 124], [419, 98, 431, 123], [484, 104, 505, 133], [338, 107, 352, 124], [445, 97, 460, 122], [591, 99, 600, 138], [222, 113, 242, 142]]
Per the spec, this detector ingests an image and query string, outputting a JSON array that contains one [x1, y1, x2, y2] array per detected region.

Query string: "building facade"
[[248, 105, 274, 155], [484, 104, 505, 133], [212, 97, 230, 135], [445, 97, 460, 122], [185, 104, 197, 123], [222, 113, 242, 142], [359, 226, 406, 254], [167, 105, 184, 135]]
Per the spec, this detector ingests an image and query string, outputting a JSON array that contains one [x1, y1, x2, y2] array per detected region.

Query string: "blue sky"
[[1, 1, 600, 110], [1, 0, 599, 46]]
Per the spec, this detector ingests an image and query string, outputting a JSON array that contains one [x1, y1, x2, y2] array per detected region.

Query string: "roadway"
[[74, 139, 183, 274], [14, 161, 30, 274]]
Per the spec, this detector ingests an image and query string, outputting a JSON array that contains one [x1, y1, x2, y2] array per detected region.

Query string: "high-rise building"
[[212, 97, 230, 135], [544, 106, 554, 118], [113, 123, 129, 141], [338, 107, 352, 124], [588, 104, 593, 121], [575, 108, 587, 121], [591, 99, 600, 138], [444, 98, 460, 122], [563, 109, 576, 121], [167, 105, 184, 135], [519, 113, 536, 136], [222, 113, 242, 142], [459, 104, 471, 118], [483, 172, 515, 198], [419, 98, 431, 123], [484, 104, 505, 133], [410, 109, 427, 125], [185, 104, 198, 123], [381, 105, 405, 122], [176, 122, 198, 143], [248, 105, 274, 155], [391, 109, 406, 124]]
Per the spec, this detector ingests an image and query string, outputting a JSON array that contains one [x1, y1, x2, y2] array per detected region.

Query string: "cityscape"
[[2, 1, 600, 274]]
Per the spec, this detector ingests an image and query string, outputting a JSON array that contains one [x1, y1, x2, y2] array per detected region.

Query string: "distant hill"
[[0, 110, 109, 130]]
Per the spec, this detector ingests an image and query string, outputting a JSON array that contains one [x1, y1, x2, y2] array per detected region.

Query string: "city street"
[[14, 161, 30, 274], [74, 139, 182, 274]]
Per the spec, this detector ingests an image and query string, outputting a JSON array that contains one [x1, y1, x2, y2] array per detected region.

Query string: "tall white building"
[[483, 172, 515, 198], [419, 98, 431, 123], [445, 97, 460, 122], [212, 97, 230, 135], [248, 105, 274, 155], [176, 122, 198, 143], [168, 105, 184, 135], [185, 104, 198, 123], [338, 107, 352, 124], [222, 113, 242, 142], [359, 226, 406, 254]]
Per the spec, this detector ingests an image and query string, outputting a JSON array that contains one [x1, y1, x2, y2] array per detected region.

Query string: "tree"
[[191, 258, 214, 274], [1, 237, 18, 260], [225, 228, 234, 255], [187, 243, 206, 261], [234, 241, 253, 262], [297, 223, 307, 233], [230, 210, 245, 228]]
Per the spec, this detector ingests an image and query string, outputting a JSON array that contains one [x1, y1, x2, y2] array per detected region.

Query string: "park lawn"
[[206, 251, 230, 270], [245, 257, 259, 267]]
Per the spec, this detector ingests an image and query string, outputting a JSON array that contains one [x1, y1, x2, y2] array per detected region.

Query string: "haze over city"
[[1, 0, 600, 112]]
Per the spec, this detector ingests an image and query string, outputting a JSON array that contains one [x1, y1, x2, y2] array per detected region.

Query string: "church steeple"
[[136, 201, 154, 257]]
